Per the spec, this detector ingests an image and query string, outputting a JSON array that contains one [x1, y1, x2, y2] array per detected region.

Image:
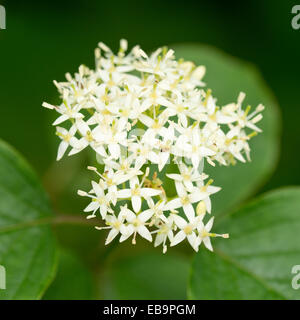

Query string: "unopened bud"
[[196, 201, 206, 216]]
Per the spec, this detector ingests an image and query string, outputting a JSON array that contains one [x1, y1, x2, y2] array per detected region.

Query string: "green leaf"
[[189, 187, 300, 299], [102, 250, 190, 299], [0, 140, 57, 300], [43, 249, 93, 300], [172, 44, 281, 216]]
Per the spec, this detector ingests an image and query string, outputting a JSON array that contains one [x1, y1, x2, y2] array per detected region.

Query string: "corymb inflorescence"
[[43, 40, 263, 253]]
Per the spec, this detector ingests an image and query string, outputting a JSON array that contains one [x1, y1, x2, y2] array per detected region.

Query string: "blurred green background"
[[0, 0, 299, 299]]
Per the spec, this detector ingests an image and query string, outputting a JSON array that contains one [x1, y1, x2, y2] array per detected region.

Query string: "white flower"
[[103, 155, 143, 180], [164, 91, 188, 125], [69, 119, 107, 157], [139, 110, 170, 138], [55, 125, 77, 160], [166, 163, 206, 193], [170, 214, 203, 252], [128, 135, 160, 167], [231, 93, 264, 133], [135, 48, 175, 77], [156, 126, 175, 171], [144, 198, 169, 223], [77, 181, 112, 219], [117, 175, 162, 213], [177, 61, 206, 91], [153, 215, 175, 253], [187, 125, 216, 169], [195, 179, 221, 214], [197, 217, 229, 251], [86, 167, 131, 206], [119, 206, 154, 244], [165, 181, 207, 221], [95, 211, 126, 245], [100, 168, 129, 190], [43, 90, 84, 126]]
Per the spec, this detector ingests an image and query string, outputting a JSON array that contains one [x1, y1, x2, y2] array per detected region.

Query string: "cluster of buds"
[[43, 40, 263, 253]]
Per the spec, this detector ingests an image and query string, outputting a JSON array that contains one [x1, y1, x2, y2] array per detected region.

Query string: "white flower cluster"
[[43, 40, 264, 253]]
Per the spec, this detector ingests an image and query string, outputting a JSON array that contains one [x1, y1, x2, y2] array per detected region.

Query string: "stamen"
[[132, 232, 137, 245], [163, 245, 167, 254], [78, 190, 88, 196], [203, 89, 212, 107]]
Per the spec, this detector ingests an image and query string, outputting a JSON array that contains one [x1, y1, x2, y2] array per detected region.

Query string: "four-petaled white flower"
[[55, 125, 77, 160], [95, 210, 126, 245], [153, 215, 175, 254], [167, 163, 206, 193], [117, 176, 162, 213], [119, 206, 154, 244], [164, 181, 210, 221], [171, 214, 203, 252], [197, 217, 229, 251], [80, 181, 112, 219]]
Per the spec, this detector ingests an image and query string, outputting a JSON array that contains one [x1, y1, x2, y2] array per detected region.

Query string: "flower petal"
[[137, 225, 152, 242], [120, 224, 134, 242], [117, 189, 131, 199], [105, 229, 119, 245], [57, 141, 68, 161], [53, 114, 68, 126], [166, 174, 183, 181], [187, 233, 199, 252], [132, 195, 141, 213], [205, 217, 214, 232], [92, 181, 104, 197], [84, 201, 99, 212], [154, 233, 165, 247], [141, 188, 162, 198], [170, 230, 186, 247], [203, 236, 213, 251], [173, 214, 187, 229], [183, 203, 195, 222], [175, 181, 186, 197], [139, 209, 154, 222], [164, 198, 182, 211]]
